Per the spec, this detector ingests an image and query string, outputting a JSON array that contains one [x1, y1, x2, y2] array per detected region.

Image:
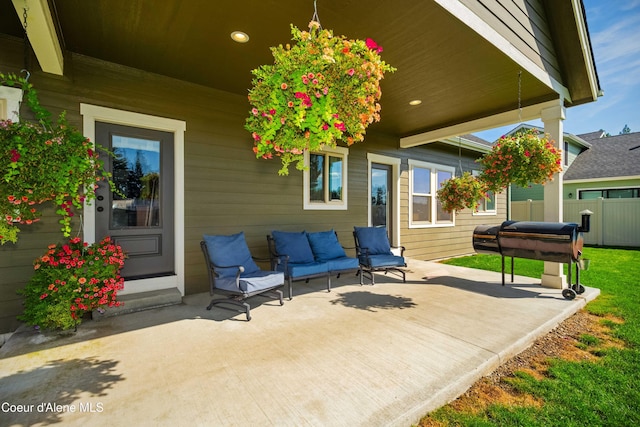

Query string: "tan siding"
[[460, 0, 562, 83], [0, 37, 507, 333]]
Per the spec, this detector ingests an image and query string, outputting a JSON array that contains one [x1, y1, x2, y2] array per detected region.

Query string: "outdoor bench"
[[267, 230, 361, 299]]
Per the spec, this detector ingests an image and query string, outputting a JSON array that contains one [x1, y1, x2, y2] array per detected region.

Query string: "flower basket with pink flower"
[[477, 128, 562, 193], [1, 72, 114, 244], [18, 236, 126, 331], [437, 172, 490, 214], [245, 21, 395, 175]]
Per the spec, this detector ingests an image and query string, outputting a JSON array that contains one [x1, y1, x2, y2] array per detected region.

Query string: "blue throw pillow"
[[354, 226, 392, 255], [272, 230, 315, 264], [307, 230, 346, 261], [203, 232, 260, 278]]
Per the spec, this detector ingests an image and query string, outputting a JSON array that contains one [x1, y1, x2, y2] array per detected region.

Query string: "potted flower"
[[18, 236, 125, 331], [245, 21, 396, 175], [477, 128, 562, 193], [437, 172, 489, 214], [1, 72, 112, 244]]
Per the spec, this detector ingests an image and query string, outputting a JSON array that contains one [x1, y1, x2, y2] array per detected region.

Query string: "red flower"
[[10, 149, 20, 162]]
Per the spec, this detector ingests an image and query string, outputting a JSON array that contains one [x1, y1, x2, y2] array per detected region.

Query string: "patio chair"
[[201, 232, 284, 321], [353, 226, 406, 285]]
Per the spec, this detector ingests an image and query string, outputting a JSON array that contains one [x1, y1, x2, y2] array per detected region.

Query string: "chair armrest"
[[391, 246, 406, 257]]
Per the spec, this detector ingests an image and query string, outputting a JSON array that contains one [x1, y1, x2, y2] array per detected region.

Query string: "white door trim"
[[80, 104, 186, 296], [367, 153, 401, 248]]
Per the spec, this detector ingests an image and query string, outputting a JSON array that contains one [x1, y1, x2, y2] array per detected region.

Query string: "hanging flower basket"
[[437, 172, 489, 214], [0, 72, 113, 244], [245, 21, 396, 175], [477, 128, 562, 193], [18, 236, 125, 331]]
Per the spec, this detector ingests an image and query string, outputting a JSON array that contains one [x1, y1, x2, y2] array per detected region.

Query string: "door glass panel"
[[371, 166, 389, 227], [111, 136, 161, 228]]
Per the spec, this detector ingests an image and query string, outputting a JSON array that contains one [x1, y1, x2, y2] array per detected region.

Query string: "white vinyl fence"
[[511, 198, 640, 247]]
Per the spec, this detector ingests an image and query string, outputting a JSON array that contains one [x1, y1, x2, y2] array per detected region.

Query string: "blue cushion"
[[203, 232, 260, 278], [272, 230, 315, 263], [276, 261, 328, 278], [361, 254, 405, 268], [215, 271, 284, 293], [307, 230, 346, 261], [325, 256, 360, 272], [354, 226, 392, 255]]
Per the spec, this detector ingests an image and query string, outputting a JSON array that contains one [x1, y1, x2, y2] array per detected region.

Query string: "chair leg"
[[206, 297, 252, 321], [327, 275, 331, 292], [288, 277, 293, 300]]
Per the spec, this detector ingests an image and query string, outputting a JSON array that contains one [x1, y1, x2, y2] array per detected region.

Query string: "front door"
[[95, 122, 175, 279], [371, 163, 392, 241]]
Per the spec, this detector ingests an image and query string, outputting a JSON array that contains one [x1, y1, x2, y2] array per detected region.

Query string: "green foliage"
[[477, 128, 563, 193], [437, 172, 489, 213], [245, 21, 395, 175], [0, 72, 113, 244], [18, 236, 125, 331]]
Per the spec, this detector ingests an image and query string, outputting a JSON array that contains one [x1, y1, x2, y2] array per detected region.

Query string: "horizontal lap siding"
[[0, 36, 507, 333], [461, 0, 561, 83]]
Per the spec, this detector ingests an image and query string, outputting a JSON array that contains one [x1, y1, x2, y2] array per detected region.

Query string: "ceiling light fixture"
[[409, 99, 422, 106], [231, 31, 250, 43]]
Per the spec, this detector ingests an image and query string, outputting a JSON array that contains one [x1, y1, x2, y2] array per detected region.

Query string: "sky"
[[475, 0, 640, 142]]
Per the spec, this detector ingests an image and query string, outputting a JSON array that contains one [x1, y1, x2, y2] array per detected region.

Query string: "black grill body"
[[472, 221, 586, 299]]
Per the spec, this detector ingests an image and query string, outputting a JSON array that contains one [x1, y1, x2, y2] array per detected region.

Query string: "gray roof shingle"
[[564, 132, 640, 181]]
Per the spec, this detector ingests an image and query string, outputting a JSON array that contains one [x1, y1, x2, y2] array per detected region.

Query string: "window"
[[579, 188, 640, 199], [472, 170, 496, 215], [409, 160, 454, 227], [303, 146, 348, 210]]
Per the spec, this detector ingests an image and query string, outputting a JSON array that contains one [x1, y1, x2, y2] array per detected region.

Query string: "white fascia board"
[[400, 99, 561, 148], [432, 0, 570, 102], [12, 0, 64, 75], [571, 0, 600, 102]]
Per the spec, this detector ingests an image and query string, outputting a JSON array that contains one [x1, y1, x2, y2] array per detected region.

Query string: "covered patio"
[[0, 260, 599, 426]]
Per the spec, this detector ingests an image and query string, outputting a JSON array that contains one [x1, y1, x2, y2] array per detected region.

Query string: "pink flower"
[[347, 68, 355, 76], [334, 122, 346, 132], [280, 83, 288, 90], [365, 38, 383, 53]]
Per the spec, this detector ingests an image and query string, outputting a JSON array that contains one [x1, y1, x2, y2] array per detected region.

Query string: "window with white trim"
[[409, 160, 454, 227], [472, 170, 496, 215], [303, 146, 348, 210]]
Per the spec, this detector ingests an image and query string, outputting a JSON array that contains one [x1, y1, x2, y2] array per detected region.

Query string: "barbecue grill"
[[472, 210, 592, 300]]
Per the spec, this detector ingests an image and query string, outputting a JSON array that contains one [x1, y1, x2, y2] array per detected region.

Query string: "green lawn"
[[423, 247, 640, 427]]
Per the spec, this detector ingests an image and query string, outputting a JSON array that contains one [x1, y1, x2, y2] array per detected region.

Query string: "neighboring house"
[[0, 1, 600, 333], [563, 131, 640, 201]]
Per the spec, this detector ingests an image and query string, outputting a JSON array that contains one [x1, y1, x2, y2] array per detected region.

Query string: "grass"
[[419, 246, 640, 427]]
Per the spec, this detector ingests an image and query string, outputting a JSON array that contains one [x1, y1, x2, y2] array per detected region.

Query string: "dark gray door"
[[95, 122, 175, 279]]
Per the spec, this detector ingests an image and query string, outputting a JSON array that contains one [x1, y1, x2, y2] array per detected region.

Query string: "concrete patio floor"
[[0, 259, 599, 427]]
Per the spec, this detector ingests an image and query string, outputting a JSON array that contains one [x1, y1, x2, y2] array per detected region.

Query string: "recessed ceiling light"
[[409, 99, 422, 106], [231, 31, 249, 43]]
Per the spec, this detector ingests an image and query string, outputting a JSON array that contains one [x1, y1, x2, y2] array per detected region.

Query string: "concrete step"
[[93, 288, 183, 319]]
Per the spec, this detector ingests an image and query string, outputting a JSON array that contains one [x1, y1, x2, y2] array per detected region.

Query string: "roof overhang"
[[0, 0, 600, 142]]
